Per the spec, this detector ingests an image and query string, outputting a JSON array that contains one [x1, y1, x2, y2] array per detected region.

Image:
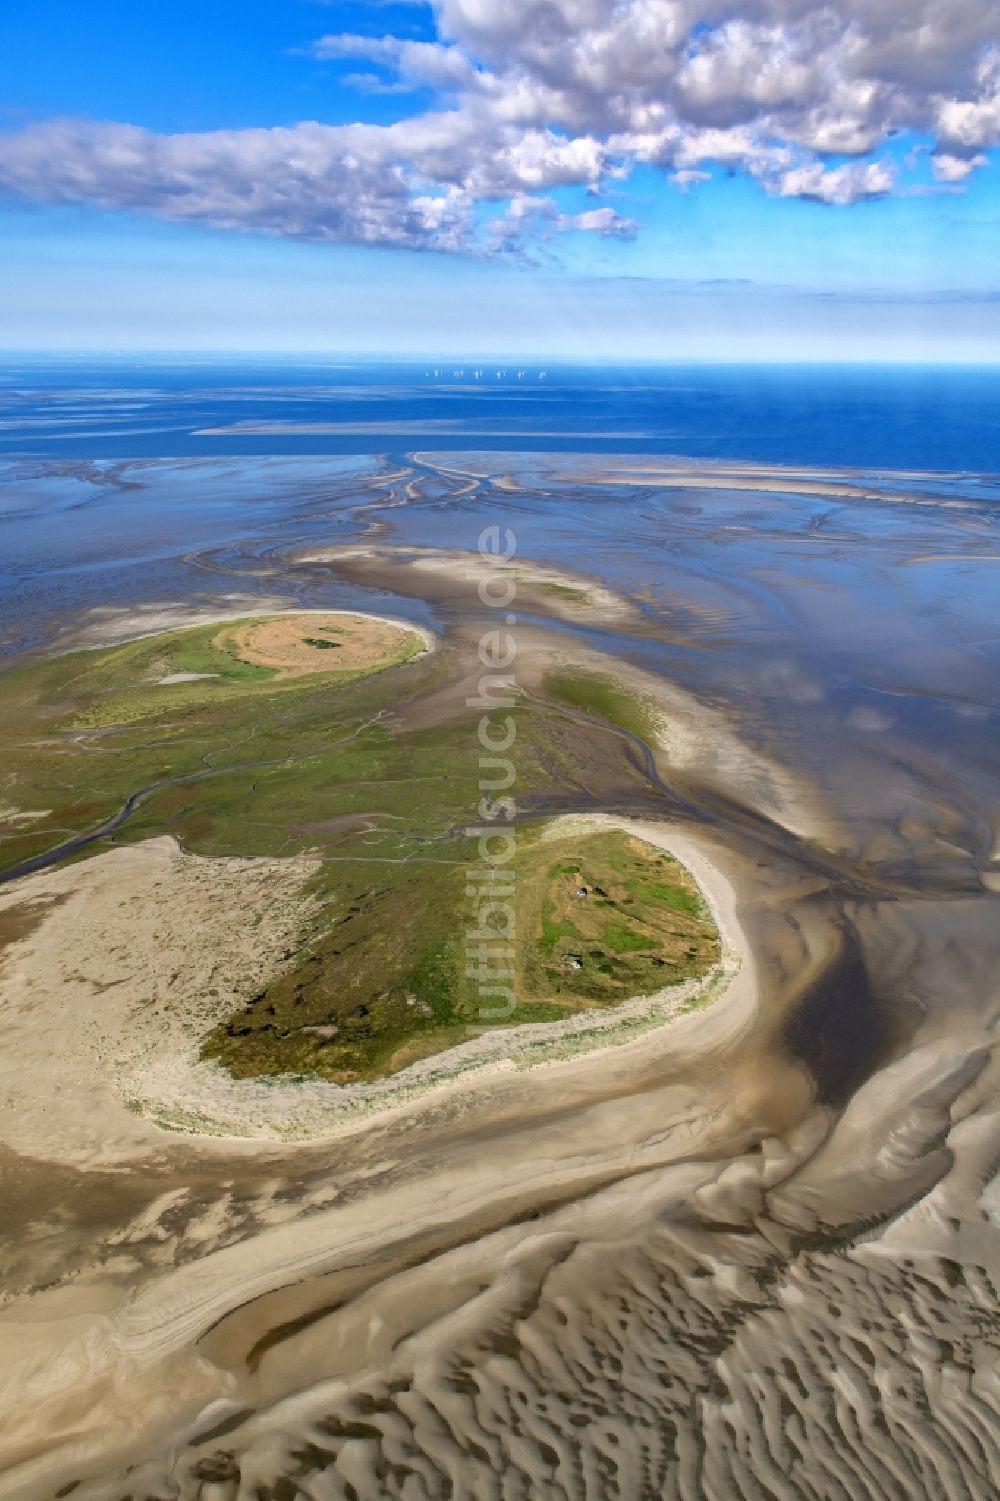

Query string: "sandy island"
[[47, 600, 436, 659], [0, 815, 747, 1156]]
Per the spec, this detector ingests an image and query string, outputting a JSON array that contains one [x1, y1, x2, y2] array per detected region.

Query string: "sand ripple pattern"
[[73, 1044, 1000, 1501]]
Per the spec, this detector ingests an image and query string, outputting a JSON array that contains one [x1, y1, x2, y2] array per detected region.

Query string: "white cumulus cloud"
[[0, 0, 996, 252]]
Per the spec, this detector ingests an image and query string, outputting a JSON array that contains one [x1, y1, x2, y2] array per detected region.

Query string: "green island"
[[0, 614, 719, 1083]]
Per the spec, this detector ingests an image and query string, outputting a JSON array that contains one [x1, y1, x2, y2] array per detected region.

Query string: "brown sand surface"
[[2, 909, 996, 1500], [0, 838, 321, 1164], [38, 600, 434, 661], [1, 532, 998, 1499], [215, 611, 422, 678], [296, 544, 643, 630], [416, 451, 975, 509], [0, 819, 785, 1499], [3, 773, 996, 1501]]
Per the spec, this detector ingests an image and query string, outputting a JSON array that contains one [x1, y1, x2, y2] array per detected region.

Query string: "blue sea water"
[[1, 359, 999, 472]]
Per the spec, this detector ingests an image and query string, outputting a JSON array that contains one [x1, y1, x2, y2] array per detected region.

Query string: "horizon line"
[[4, 351, 1000, 368]]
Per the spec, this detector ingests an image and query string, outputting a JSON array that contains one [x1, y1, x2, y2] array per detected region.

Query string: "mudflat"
[[1, 450, 998, 1500]]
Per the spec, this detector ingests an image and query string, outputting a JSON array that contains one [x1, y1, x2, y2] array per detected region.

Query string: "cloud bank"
[[0, 0, 997, 253]]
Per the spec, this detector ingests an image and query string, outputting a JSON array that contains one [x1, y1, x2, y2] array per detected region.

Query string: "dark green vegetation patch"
[[544, 669, 656, 741], [203, 828, 718, 1082]]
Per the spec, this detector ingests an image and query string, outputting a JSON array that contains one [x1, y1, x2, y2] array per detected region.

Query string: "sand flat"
[[0, 838, 320, 1163], [215, 611, 424, 678]]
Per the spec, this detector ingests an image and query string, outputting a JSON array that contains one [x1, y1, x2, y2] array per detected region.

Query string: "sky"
[[2, 0, 1000, 360]]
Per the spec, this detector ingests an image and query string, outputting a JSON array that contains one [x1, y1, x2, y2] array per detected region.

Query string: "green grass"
[[0, 615, 438, 870], [627, 875, 705, 916], [539, 899, 583, 952], [544, 669, 656, 741], [517, 830, 719, 1012], [0, 618, 719, 1085], [59, 618, 425, 730], [531, 580, 590, 604], [200, 829, 719, 1083], [603, 920, 651, 953], [167, 634, 275, 681]]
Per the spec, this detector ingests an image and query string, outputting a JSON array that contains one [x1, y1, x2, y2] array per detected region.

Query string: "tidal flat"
[[0, 451, 998, 1500]]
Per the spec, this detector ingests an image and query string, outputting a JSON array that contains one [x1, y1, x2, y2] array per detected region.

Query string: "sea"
[[1, 358, 999, 471]]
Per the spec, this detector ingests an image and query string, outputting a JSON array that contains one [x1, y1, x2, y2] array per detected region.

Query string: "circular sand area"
[[213, 611, 424, 678]]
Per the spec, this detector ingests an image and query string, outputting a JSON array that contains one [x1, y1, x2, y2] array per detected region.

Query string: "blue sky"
[[2, 0, 999, 359]]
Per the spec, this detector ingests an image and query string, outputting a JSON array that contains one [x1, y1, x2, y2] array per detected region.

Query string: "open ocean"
[[2, 359, 999, 471]]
